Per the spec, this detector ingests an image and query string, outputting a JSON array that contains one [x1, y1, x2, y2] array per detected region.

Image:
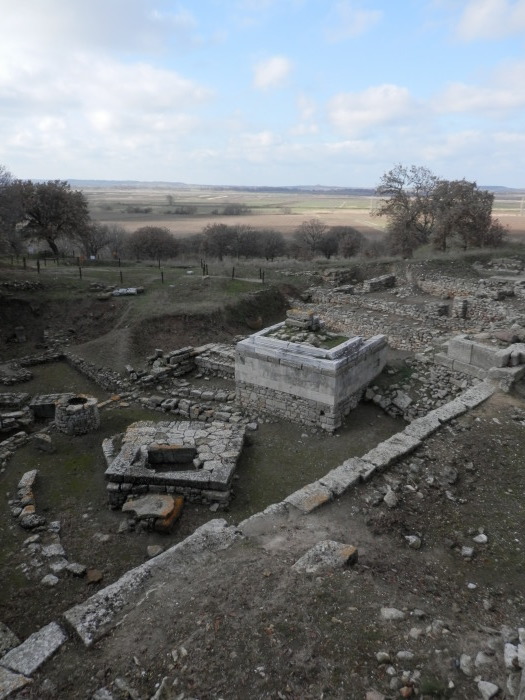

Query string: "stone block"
[[458, 382, 495, 408], [0, 667, 31, 698], [292, 541, 358, 573], [470, 342, 500, 370], [285, 482, 332, 513], [362, 433, 421, 469], [0, 622, 67, 676], [447, 337, 473, 363], [403, 413, 441, 440], [319, 464, 361, 496], [431, 399, 467, 423], [122, 494, 179, 520], [452, 359, 487, 378]]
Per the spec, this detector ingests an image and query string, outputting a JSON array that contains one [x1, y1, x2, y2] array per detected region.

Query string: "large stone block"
[[362, 432, 421, 469], [470, 342, 500, 370], [285, 482, 332, 513], [0, 622, 67, 676], [447, 337, 473, 363]]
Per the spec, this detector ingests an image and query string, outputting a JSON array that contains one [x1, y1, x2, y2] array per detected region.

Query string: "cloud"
[[0, 1, 213, 176], [325, 1, 383, 42], [253, 56, 292, 90], [457, 0, 525, 40], [328, 84, 416, 136], [434, 59, 525, 115]]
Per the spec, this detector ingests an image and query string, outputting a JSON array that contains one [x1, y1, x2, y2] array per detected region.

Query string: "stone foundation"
[[104, 420, 245, 507], [235, 324, 387, 432], [236, 380, 361, 432]]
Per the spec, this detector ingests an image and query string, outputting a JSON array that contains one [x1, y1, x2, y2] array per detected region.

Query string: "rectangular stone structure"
[[235, 324, 387, 432]]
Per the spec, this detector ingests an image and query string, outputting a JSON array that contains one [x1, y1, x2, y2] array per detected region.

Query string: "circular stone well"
[[55, 394, 100, 435]]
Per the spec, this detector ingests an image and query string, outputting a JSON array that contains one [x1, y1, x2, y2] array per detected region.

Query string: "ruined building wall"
[[235, 329, 387, 432]]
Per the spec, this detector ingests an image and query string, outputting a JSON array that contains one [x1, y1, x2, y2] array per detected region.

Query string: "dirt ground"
[[6, 390, 525, 700], [2, 258, 525, 699]]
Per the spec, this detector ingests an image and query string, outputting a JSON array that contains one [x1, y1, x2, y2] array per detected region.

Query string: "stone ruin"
[[435, 333, 525, 385], [103, 419, 245, 509], [235, 310, 387, 432], [54, 394, 100, 435]]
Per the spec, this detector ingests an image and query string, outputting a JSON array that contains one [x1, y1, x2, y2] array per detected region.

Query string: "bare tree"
[[375, 164, 437, 257], [20, 180, 90, 255], [293, 218, 327, 256], [127, 226, 178, 262]]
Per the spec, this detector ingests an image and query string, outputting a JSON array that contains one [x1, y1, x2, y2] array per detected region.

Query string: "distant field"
[[84, 185, 386, 238], [83, 184, 525, 240]]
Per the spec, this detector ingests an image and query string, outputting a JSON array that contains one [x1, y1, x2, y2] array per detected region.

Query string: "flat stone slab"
[[430, 399, 468, 423], [0, 622, 67, 676], [122, 494, 176, 520], [319, 457, 371, 496], [64, 519, 242, 647], [403, 413, 442, 440], [362, 432, 421, 469], [0, 667, 31, 699], [458, 381, 495, 408], [292, 540, 358, 573], [285, 482, 332, 513]]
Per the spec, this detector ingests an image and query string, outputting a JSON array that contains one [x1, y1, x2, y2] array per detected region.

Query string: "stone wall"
[[236, 380, 360, 432], [64, 353, 125, 392], [235, 326, 387, 432]]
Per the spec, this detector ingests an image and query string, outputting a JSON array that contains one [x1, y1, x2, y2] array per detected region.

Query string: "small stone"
[[380, 607, 406, 621], [405, 535, 422, 549], [376, 651, 391, 664], [86, 569, 103, 584], [473, 533, 488, 544], [477, 680, 499, 699], [459, 653, 473, 676], [41, 574, 59, 587], [66, 562, 86, 577], [383, 486, 398, 508], [49, 558, 69, 573], [93, 533, 110, 543], [475, 651, 495, 668], [396, 650, 414, 661], [461, 546, 475, 559], [365, 692, 386, 700], [146, 545, 164, 558], [42, 543, 66, 558], [504, 643, 519, 670], [34, 433, 55, 453]]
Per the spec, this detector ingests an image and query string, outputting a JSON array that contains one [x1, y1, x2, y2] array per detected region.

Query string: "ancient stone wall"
[[235, 326, 387, 431]]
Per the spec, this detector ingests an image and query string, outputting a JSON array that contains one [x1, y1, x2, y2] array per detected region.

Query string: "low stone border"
[[63, 519, 242, 647], [238, 380, 495, 529]]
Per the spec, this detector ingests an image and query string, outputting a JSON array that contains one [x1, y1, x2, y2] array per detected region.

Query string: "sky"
[[1, 0, 525, 187]]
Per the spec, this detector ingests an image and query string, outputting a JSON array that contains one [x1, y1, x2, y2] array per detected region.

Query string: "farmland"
[[83, 183, 525, 241]]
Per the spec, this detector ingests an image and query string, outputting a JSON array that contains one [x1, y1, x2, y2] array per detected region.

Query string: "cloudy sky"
[[1, 0, 525, 187]]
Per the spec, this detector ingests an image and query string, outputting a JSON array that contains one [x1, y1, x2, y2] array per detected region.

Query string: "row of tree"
[[0, 162, 507, 263], [375, 164, 506, 257], [123, 220, 370, 263]]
